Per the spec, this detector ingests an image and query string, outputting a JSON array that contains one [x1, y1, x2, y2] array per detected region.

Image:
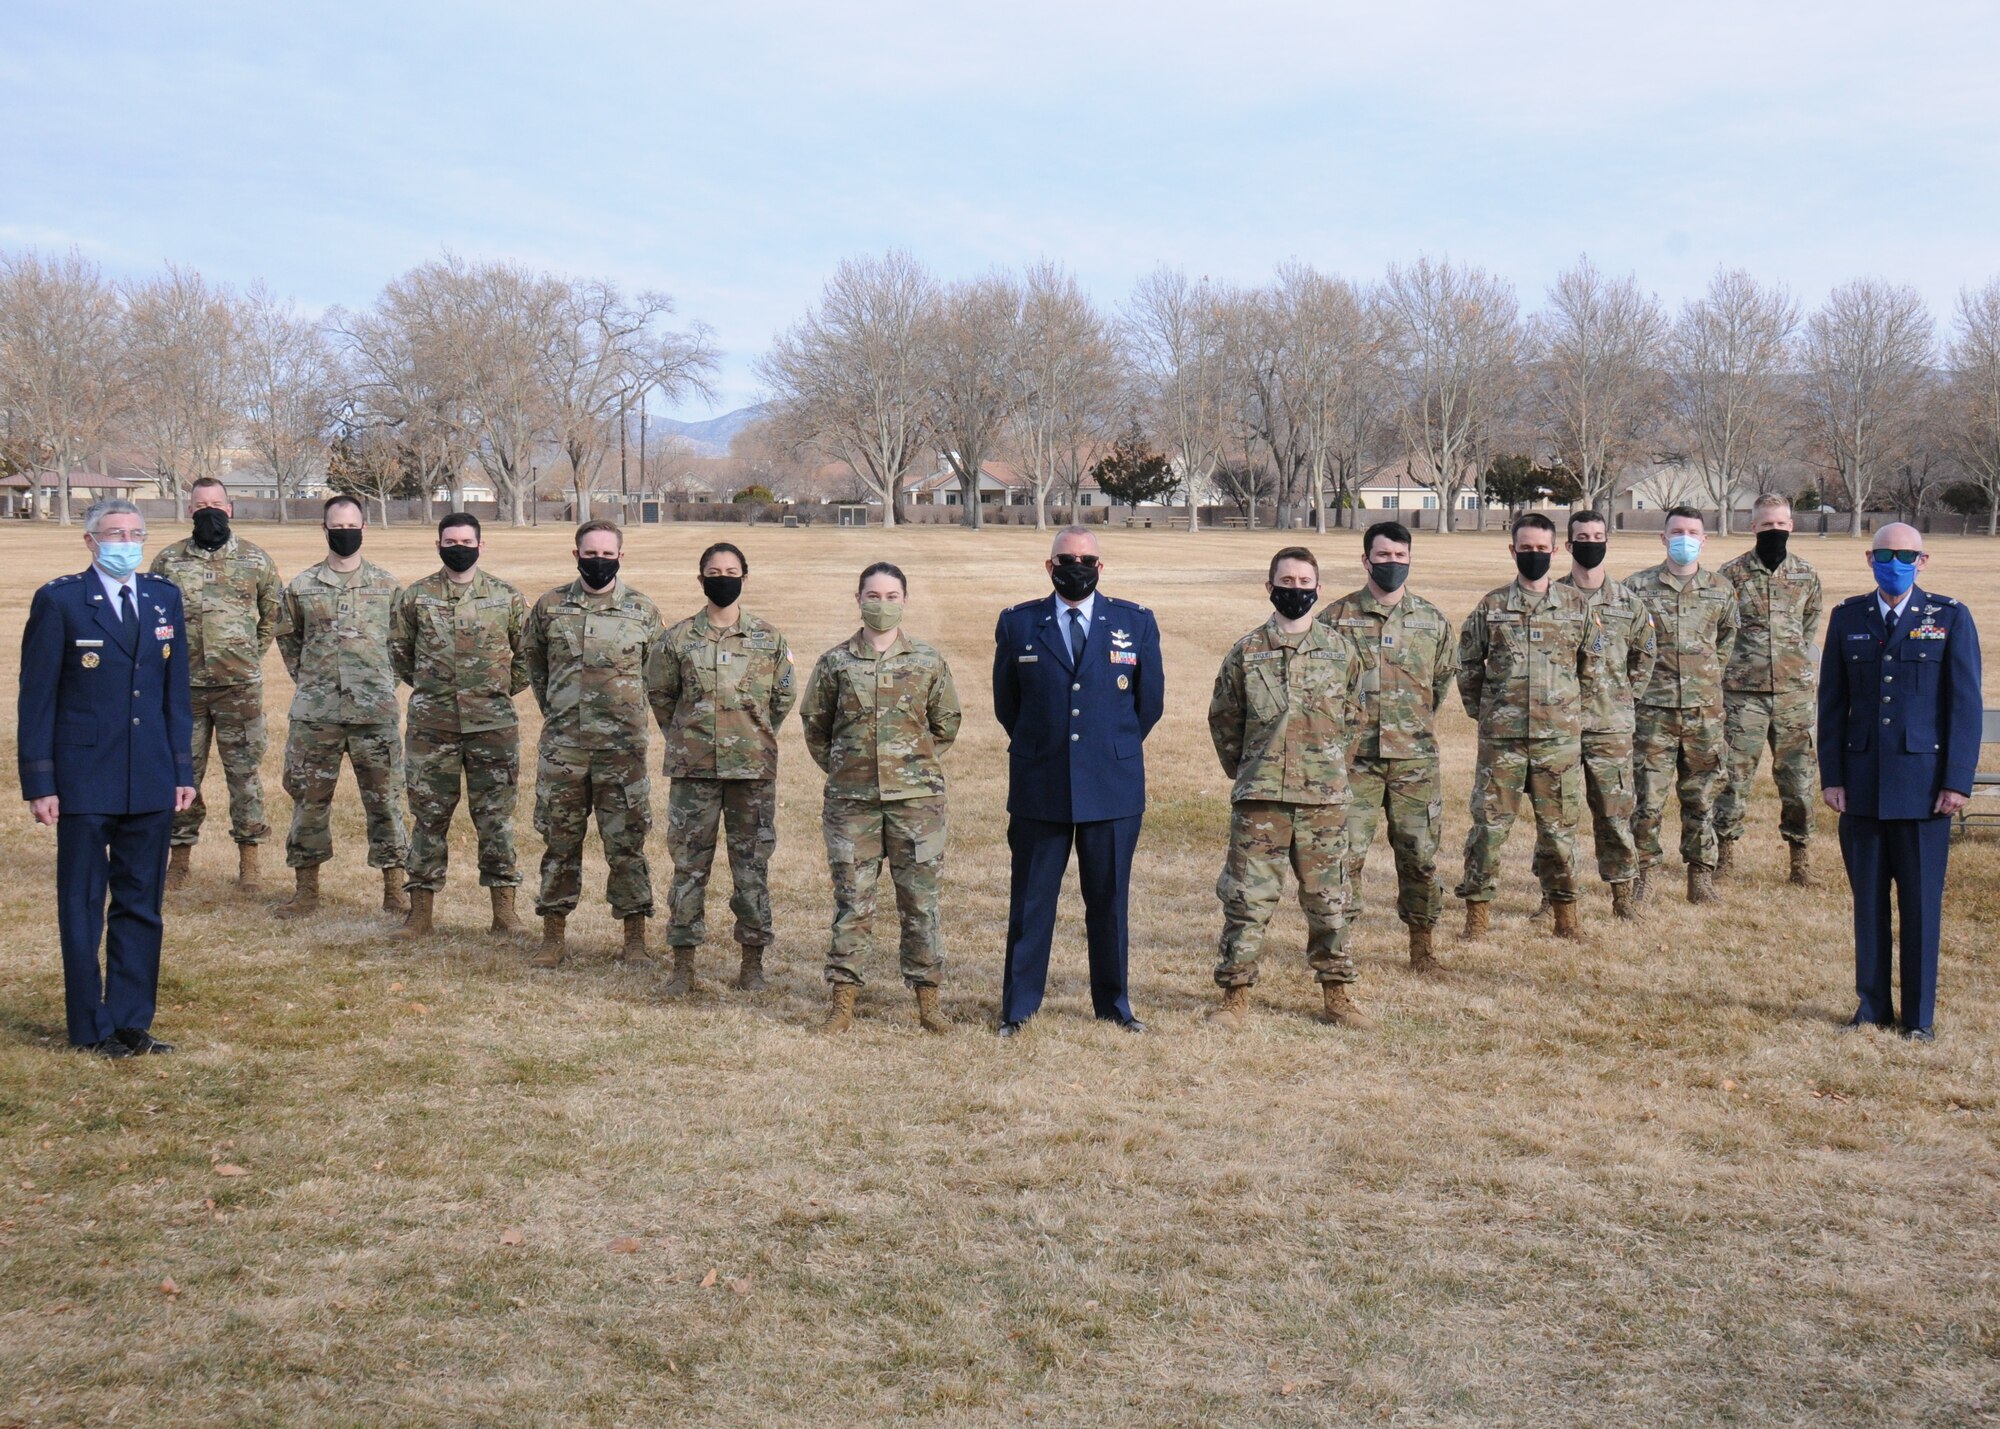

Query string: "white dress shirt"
[[94, 564, 138, 620]]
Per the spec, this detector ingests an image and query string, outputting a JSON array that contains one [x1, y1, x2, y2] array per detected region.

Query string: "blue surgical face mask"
[[94, 538, 145, 579], [1666, 534, 1703, 567], [1873, 554, 1918, 598]]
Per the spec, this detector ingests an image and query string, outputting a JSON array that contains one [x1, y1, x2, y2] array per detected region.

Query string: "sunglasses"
[[1053, 554, 1100, 568], [1868, 549, 1922, 566]]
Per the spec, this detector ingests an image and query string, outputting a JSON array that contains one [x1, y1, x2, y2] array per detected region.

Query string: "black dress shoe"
[[1903, 1027, 1936, 1043], [1117, 1017, 1148, 1034], [1841, 1011, 1890, 1032], [86, 1038, 136, 1059], [115, 1029, 175, 1055], [996, 1020, 1025, 1039]]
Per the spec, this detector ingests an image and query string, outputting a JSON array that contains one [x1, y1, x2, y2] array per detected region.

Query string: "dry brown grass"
[[1, 519, 1996, 1427]]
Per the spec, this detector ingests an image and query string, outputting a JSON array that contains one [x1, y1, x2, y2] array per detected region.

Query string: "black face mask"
[[701, 574, 744, 609], [1369, 560, 1410, 594], [1050, 560, 1099, 602], [1569, 540, 1607, 571], [577, 555, 620, 590], [326, 528, 363, 558], [1755, 529, 1790, 570], [1514, 550, 1552, 582], [191, 508, 230, 550], [1269, 585, 1319, 620], [439, 544, 480, 574]]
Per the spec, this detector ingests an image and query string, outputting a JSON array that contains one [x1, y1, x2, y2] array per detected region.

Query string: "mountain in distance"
[[652, 405, 767, 457]]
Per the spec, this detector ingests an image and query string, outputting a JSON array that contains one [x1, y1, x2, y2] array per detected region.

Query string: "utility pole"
[[618, 388, 628, 501], [639, 395, 648, 498]]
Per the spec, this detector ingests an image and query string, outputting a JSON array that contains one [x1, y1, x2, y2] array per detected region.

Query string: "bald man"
[[1817, 523, 1982, 1041]]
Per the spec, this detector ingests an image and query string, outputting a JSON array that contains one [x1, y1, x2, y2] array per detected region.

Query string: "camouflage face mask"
[[860, 598, 904, 633]]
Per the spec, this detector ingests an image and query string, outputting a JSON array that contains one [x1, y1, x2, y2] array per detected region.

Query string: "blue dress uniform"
[[1816, 586, 1982, 1035], [992, 592, 1164, 1027], [16, 569, 194, 1048]]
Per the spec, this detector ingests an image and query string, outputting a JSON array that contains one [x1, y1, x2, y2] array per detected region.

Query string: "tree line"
[[4, 245, 1999, 534]]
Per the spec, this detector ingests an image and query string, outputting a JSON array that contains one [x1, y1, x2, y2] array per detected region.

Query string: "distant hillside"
[[654, 405, 767, 457]]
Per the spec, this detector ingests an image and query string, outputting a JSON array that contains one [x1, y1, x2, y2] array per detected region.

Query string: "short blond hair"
[[1752, 492, 1791, 517]]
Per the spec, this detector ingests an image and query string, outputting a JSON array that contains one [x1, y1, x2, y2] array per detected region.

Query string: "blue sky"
[[5, 1, 1996, 417]]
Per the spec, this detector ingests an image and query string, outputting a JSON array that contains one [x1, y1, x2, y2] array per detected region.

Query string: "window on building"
[[1381, 496, 1399, 510], [1422, 495, 1438, 510], [944, 492, 960, 505], [1079, 492, 1093, 507]]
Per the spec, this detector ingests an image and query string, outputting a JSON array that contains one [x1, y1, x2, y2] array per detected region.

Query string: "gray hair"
[[83, 498, 143, 535], [1050, 524, 1099, 556]]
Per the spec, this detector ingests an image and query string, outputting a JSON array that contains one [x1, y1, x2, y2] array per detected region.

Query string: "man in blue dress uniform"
[[17, 499, 195, 1056], [1817, 523, 1982, 1042], [992, 526, 1164, 1036]]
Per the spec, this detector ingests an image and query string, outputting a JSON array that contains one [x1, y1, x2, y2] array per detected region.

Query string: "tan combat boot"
[[622, 914, 648, 962], [663, 948, 696, 997], [1408, 923, 1444, 976], [396, 889, 435, 939], [1687, 863, 1718, 904], [822, 983, 857, 1034], [1531, 889, 1552, 921], [1462, 900, 1491, 940], [736, 946, 768, 991], [531, 914, 567, 968], [166, 844, 192, 892], [1319, 983, 1377, 1029], [381, 866, 409, 915], [1715, 838, 1738, 882], [1788, 843, 1816, 888], [1208, 983, 1251, 1031], [1632, 867, 1651, 905], [489, 886, 524, 934], [1611, 880, 1639, 920], [1552, 899, 1583, 939], [237, 842, 261, 891], [274, 863, 320, 919], [915, 985, 947, 1034]]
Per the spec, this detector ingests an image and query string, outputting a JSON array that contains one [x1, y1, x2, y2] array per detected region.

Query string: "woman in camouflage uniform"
[[798, 563, 961, 1034]]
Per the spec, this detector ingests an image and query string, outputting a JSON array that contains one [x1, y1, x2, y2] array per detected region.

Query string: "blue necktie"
[[1885, 603, 1899, 640], [119, 584, 135, 627], [1068, 608, 1085, 664]]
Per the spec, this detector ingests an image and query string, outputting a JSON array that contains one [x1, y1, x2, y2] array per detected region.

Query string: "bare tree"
[[1530, 255, 1667, 516], [1125, 267, 1230, 533], [543, 279, 716, 523], [1282, 264, 1380, 533], [1378, 257, 1521, 533], [1945, 278, 2000, 535], [1666, 269, 1798, 533], [1801, 278, 1935, 536], [122, 263, 242, 518], [1007, 260, 1118, 528], [757, 251, 936, 527], [1219, 282, 1304, 530], [919, 271, 1021, 530], [241, 284, 340, 522], [0, 249, 126, 524]]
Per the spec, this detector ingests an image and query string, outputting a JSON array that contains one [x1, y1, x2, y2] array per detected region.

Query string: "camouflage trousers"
[[404, 724, 521, 894], [533, 742, 654, 919], [1456, 736, 1582, 904], [1632, 704, 1727, 871], [1715, 691, 1818, 847], [822, 793, 946, 988], [283, 719, 407, 871], [1344, 755, 1445, 928], [1575, 729, 1639, 886], [665, 777, 777, 950], [1215, 799, 1352, 988], [174, 682, 269, 847]]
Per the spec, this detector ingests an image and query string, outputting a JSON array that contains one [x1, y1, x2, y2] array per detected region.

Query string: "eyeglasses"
[[1053, 554, 1099, 568], [1869, 549, 1922, 566], [93, 531, 146, 544]]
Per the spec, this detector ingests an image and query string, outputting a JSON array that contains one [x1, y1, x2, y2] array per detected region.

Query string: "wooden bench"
[[1955, 708, 2000, 835], [1221, 516, 1249, 529]]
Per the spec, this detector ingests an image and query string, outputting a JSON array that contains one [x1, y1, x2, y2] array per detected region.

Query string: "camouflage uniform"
[[646, 609, 797, 951], [1625, 563, 1740, 870], [1557, 572, 1658, 886], [524, 578, 664, 919], [1715, 550, 1822, 847], [1207, 616, 1364, 987], [150, 534, 282, 847], [390, 568, 531, 894], [1454, 581, 1591, 904], [277, 559, 407, 870], [1317, 588, 1457, 928], [798, 631, 961, 988]]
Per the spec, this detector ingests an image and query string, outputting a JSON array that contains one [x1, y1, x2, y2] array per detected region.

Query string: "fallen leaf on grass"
[[499, 1228, 524, 1246], [1279, 1382, 1300, 1396], [158, 1278, 180, 1297], [1720, 1079, 1738, 1093], [388, 982, 405, 992], [727, 1277, 752, 1296], [608, 1237, 640, 1254], [213, 1164, 247, 1178], [409, 1003, 430, 1016], [699, 1268, 718, 1288]]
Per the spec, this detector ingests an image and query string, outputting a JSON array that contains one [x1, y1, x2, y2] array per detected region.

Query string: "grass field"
[[1, 518, 1996, 1427]]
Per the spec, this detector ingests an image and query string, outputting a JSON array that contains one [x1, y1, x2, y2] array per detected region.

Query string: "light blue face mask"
[[94, 538, 145, 579], [1666, 533, 1703, 566]]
